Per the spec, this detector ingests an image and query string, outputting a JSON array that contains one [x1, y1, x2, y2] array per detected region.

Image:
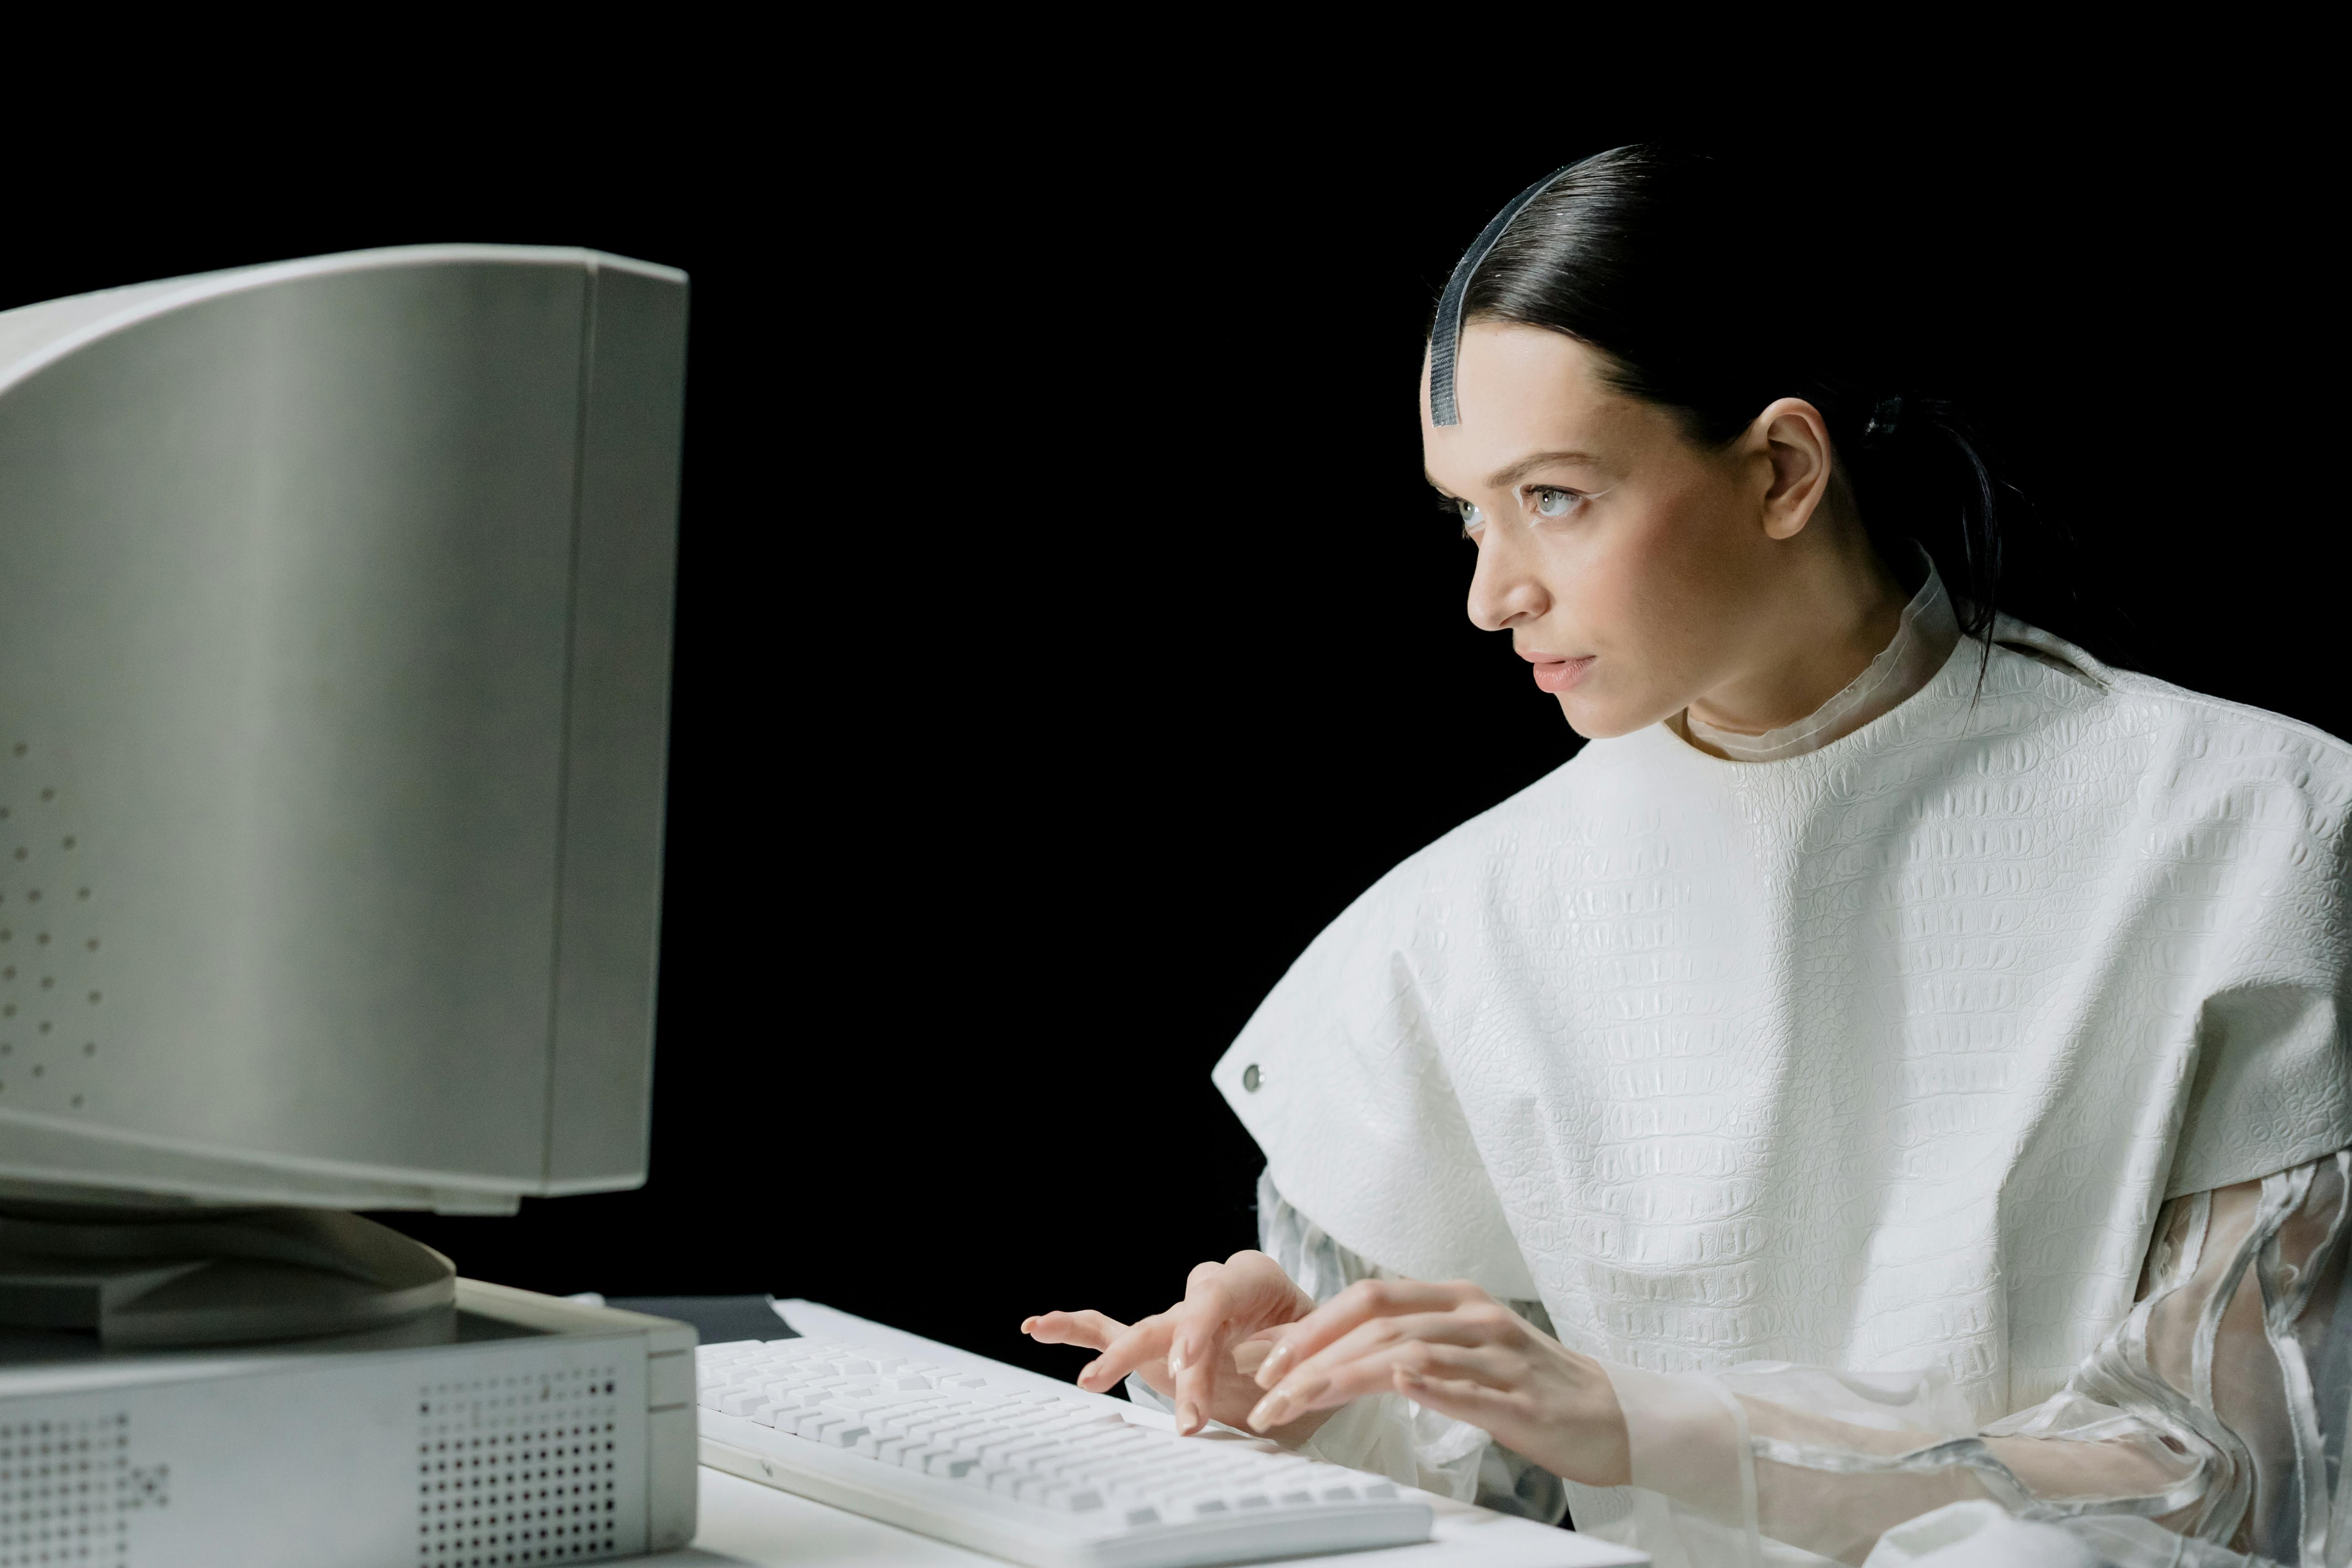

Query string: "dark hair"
[[1453, 145, 2010, 653]]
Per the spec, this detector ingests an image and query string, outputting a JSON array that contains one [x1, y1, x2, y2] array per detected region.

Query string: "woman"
[[1025, 147, 2352, 1566]]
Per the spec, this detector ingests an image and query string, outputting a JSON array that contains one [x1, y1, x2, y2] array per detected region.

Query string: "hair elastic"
[[1427, 161, 1586, 427]]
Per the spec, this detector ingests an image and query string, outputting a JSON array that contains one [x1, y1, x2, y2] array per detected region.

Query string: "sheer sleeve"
[[1599, 1150, 2352, 1566]]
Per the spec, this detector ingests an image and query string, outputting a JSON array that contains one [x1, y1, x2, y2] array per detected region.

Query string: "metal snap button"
[[1242, 1064, 1262, 1093]]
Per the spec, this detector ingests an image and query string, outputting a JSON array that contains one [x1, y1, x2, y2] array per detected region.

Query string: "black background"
[[5, 113, 2335, 1384]]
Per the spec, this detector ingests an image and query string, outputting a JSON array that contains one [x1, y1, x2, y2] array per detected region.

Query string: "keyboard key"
[[1054, 1409, 1128, 1432], [820, 1390, 925, 1421], [980, 1436, 1064, 1468], [872, 1403, 949, 1436]]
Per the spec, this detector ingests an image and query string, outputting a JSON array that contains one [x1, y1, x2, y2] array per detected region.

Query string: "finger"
[[1247, 1332, 1521, 1431], [1253, 1279, 1482, 1390], [1389, 1340, 1521, 1391], [1391, 1365, 1523, 1428], [1272, 1308, 1505, 1398], [1230, 1338, 1276, 1381], [1231, 1327, 1287, 1380], [1075, 1313, 1172, 1395], [1021, 1310, 1128, 1350], [1249, 1340, 1516, 1431], [1166, 1269, 1252, 1436], [1169, 1254, 1315, 1434]]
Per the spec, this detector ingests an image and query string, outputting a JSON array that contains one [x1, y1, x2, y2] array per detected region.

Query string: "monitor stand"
[[0, 1200, 454, 1347]]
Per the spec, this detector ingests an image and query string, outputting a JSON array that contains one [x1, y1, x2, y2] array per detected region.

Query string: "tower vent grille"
[[0, 1411, 164, 1568], [418, 1366, 621, 1567]]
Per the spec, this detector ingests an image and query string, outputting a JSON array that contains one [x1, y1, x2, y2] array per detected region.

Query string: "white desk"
[[645, 1464, 1642, 1566], [623, 1300, 1645, 1568]]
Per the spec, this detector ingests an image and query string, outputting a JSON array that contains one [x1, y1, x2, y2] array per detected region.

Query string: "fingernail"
[[1166, 1339, 1187, 1377], [1254, 1342, 1293, 1388], [1177, 1400, 1199, 1434], [1020, 1317, 1036, 1334], [1249, 1390, 1294, 1430]]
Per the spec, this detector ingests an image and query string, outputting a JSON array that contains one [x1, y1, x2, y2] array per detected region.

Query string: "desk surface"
[[645, 1466, 1641, 1567], [623, 1299, 1644, 1568]]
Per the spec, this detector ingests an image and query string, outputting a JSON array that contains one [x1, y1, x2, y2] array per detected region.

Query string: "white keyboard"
[[694, 1328, 1435, 1568]]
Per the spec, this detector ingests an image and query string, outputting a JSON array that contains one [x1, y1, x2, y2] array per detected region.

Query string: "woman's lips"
[[1526, 655, 1595, 694]]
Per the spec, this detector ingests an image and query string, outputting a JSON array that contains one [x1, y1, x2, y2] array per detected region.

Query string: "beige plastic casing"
[[0, 247, 686, 1214], [0, 1277, 697, 1565]]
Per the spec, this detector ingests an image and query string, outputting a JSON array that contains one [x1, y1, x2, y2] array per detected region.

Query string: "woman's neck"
[[1682, 526, 1919, 750]]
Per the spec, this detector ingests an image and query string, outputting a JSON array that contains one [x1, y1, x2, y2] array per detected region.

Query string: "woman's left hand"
[[1241, 1278, 1633, 1488]]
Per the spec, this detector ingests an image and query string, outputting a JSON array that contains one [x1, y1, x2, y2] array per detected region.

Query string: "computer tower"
[[0, 1281, 696, 1567]]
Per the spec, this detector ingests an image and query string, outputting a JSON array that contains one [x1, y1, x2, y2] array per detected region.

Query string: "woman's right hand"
[[1023, 1250, 1325, 1438]]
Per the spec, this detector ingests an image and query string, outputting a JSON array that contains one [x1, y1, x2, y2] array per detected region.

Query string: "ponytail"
[[1845, 394, 2013, 667]]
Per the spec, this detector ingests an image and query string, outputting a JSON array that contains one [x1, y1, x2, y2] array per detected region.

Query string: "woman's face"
[[1421, 322, 1821, 740]]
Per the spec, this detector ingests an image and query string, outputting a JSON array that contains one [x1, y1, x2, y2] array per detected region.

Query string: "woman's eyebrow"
[[1485, 450, 1601, 489], [1425, 451, 1602, 497]]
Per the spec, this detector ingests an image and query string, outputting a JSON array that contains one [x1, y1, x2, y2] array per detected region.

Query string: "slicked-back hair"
[[1450, 145, 2008, 657]]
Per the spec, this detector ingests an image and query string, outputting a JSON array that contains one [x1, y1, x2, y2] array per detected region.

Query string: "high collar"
[[1680, 561, 1960, 763]]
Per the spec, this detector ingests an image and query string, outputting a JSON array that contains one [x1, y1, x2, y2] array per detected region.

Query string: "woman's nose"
[[1466, 534, 1550, 632]]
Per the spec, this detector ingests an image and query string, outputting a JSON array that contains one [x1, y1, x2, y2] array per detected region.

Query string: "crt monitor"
[[0, 246, 686, 1227]]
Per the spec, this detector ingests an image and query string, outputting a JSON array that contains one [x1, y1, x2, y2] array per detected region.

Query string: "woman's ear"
[[1754, 398, 1834, 541]]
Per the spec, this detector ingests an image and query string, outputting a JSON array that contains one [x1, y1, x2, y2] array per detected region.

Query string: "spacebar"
[[702, 1412, 1094, 1565]]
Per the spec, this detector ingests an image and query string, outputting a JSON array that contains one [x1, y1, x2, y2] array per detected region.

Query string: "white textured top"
[[1215, 620, 2352, 1420]]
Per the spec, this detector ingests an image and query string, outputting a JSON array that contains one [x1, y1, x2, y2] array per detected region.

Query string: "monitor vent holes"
[[0, 745, 100, 1114]]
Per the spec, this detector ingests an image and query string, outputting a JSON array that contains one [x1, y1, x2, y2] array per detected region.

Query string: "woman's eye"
[[1530, 487, 1582, 518], [1455, 498, 1485, 531]]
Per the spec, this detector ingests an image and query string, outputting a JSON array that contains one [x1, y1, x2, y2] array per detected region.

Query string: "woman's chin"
[[1556, 692, 1648, 741]]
